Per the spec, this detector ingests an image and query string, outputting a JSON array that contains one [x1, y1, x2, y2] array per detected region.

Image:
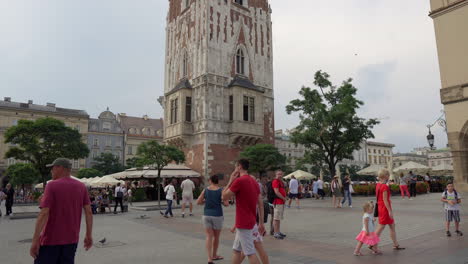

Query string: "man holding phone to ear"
[[222, 159, 265, 264]]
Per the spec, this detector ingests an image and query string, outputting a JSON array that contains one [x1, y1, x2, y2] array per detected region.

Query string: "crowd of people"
[[0, 156, 457, 263]]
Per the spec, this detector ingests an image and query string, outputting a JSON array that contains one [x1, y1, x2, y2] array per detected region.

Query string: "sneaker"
[[189, 213, 193, 216], [349, 205, 353, 208], [279, 232, 287, 237], [456, 230, 463, 236], [273, 233, 284, 240], [446, 231, 451, 237]]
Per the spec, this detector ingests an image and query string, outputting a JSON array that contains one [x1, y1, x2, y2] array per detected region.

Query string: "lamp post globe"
[[427, 130, 435, 149]]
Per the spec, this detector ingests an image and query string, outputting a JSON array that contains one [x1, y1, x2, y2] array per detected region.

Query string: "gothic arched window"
[[236, 49, 245, 75], [182, 52, 188, 77]]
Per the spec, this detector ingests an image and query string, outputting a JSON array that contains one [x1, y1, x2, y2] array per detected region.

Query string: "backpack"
[[116, 187, 124, 198], [267, 180, 279, 204], [443, 189, 459, 201]]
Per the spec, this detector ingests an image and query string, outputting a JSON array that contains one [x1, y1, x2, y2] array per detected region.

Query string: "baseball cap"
[[46, 158, 72, 169]]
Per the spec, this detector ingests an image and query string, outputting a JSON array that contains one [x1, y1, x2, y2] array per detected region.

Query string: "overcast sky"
[[0, 0, 447, 152]]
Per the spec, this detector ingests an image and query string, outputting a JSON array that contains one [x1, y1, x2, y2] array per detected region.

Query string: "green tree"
[[240, 144, 286, 177], [125, 157, 145, 169], [6, 163, 41, 191], [136, 140, 185, 207], [286, 71, 379, 177], [4, 118, 89, 187], [76, 168, 103, 179], [92, 152, 124, 175]]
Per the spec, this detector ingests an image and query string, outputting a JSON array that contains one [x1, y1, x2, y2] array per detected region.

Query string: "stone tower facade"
[[163, 0, 274, 181]]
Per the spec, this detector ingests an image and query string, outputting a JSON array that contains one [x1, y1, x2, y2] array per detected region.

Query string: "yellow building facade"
[[430, 0, 468, 191], [0, 98, 89, 174]]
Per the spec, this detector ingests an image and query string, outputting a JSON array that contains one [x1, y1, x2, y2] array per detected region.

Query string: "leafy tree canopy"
[[136, 140, 185, 207], [92, 152, 124, 175], [125, 157, 146, 169], [240, 144, 286, 176], [137, 140, 185, 170], [6, 163, 41, 187], [286, 71, 379, 176], [4, 117, 89, 186], [76, 168, 103, 179]]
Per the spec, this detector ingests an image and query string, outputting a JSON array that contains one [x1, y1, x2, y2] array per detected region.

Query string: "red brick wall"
[[207, 144, 243, 185]]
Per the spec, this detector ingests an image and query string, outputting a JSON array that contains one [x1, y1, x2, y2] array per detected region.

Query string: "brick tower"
[[163, 0, 274, 181]]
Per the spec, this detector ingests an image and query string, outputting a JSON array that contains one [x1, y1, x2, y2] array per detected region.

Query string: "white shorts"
[[233, 228, 256, 256], [182, 194, 193, 205], [252, 224, 263, 243]]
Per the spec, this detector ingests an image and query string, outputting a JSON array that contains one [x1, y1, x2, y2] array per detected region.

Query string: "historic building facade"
[[392, 153, 428, 167], [274, 130, 305, 167], [86, 109, 125, 168], [117, 114, 164, 165], [428, 148, 453, 168], [0, 98, 89, 176], [430, 0, 468, 191], [366, 141, 395, 166], [163, 0, 274, 181]]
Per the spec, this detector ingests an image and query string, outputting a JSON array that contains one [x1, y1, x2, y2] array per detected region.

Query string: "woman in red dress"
[[375, 169, 405, 250]]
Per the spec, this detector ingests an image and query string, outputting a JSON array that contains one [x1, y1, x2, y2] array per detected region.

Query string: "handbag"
[[374, 184, 380, 218], [349, 184, 355, 194]]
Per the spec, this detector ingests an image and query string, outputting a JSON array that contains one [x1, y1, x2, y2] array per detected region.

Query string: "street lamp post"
[[426, 110, 448, 149]]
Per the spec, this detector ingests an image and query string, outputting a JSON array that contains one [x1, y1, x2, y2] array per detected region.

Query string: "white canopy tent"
[[35, 176, 89, 189], [90, 175, 124, 188], [393, 161, 430, 174], [110, 164, 201, 180], [357, 164, 386, 176], [283, 170, 317, 180]]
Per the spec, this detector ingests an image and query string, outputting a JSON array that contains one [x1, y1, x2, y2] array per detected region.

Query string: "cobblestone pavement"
[[1, 193, 467, 264]]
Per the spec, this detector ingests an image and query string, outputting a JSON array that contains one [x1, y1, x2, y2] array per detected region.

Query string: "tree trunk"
[[157, 170, 161, 209], [328, 162, 336, 178]]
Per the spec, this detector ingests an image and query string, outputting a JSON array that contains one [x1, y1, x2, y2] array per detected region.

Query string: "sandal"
[[393, 245, 405, 250], [353, 251, 363, 256], [368, 245, 374, 251], [213, 256, 224, 261]]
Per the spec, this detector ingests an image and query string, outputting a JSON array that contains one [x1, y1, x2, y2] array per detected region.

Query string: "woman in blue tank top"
[[197, 174, 228, 264]]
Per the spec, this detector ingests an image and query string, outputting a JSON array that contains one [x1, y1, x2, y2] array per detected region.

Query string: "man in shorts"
[[272, 170, 287, 239], [180, 176, 195, 217], [222, 159, 265, 264], [30, 158, 93, 263], [287, 175, 300, 209]]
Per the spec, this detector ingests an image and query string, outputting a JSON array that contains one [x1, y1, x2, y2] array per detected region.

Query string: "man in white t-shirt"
[[160, 180, 177, 218], [441, 182, 463, 237], [287, 176, 300, 209], [316, 179, 324, 199], [180, 176, 195, 217]]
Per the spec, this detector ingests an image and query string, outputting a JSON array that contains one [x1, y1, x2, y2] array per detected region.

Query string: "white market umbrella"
[[90, 176, 124, 188], [35, 176, 88, 189], [283, 170, 317, 180], [357, 164, 386, 176], [393, 161, 430, 174], [111, 164, 201, 179]]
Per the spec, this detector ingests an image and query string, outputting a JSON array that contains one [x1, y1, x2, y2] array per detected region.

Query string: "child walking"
[[354, 202, 381, 256], [441, 182, 463, 237]]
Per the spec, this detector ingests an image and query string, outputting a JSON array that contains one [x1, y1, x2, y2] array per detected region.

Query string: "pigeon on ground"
[[140, 215, 147, 219], [99, 238, 106, 244]]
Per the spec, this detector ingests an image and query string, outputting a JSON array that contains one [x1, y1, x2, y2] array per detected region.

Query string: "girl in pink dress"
[[354, 202, 381, 256]]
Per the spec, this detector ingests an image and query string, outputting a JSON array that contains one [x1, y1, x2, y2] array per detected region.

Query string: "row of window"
[[369, 156, 391, 164], [91, 150, 121, 160], [169, 95, 255, 125], [92, 138, 122, 147], [368, 148, 391, 155]]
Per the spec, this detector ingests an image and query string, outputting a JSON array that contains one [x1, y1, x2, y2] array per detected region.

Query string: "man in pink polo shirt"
[[222, 159, 265, 264], [30, 158, 93, 264]]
